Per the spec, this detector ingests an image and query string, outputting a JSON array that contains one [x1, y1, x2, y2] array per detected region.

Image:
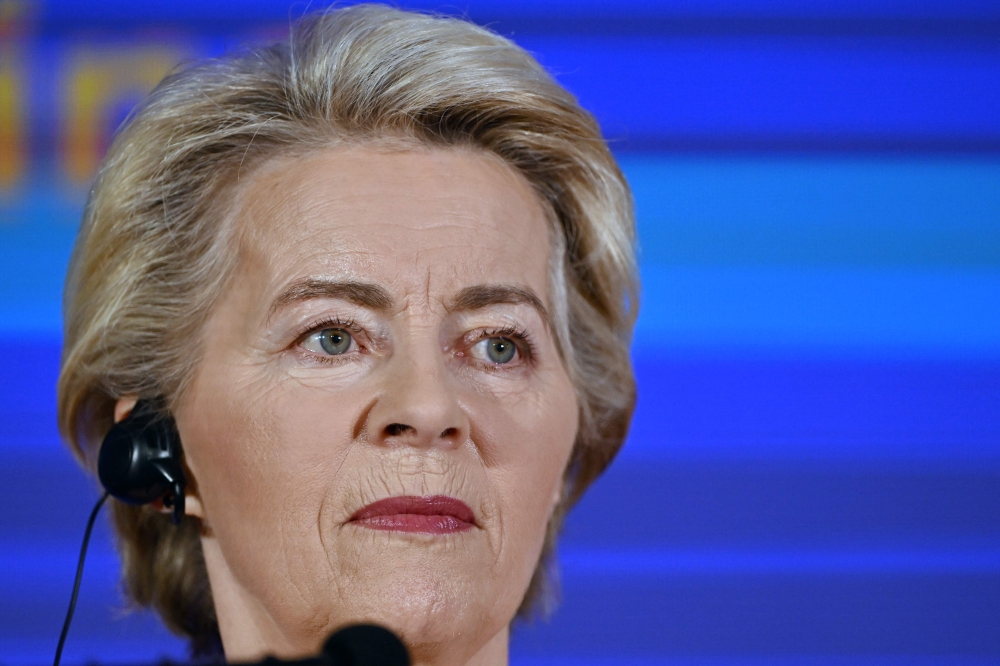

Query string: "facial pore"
[[173, 144, 579, 666]]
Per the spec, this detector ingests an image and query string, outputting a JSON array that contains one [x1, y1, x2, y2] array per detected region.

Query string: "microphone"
[[233, 624, 410, 666], [320, 624, 410, 666]]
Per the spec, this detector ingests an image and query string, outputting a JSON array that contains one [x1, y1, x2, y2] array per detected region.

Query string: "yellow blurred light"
[[63, 48, 181, 185]]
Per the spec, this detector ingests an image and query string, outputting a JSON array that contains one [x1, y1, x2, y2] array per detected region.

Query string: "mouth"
[[348, 495, 476, 534]]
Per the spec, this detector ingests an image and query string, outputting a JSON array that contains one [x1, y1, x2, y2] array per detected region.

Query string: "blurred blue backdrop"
[[1, 0, 999, 664]]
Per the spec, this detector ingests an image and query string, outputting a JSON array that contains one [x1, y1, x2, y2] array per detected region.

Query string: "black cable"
[[54, 491, 109, 666]]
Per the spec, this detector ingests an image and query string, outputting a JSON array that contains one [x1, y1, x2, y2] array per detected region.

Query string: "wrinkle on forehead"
[[234, 141, 534, 232], [227, 142, 556, 311]]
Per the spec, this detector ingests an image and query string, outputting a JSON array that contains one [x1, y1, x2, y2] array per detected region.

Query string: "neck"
[[410, 624, 508, 666], [201, 537, 300, 661], [461, 624, 508, 666]]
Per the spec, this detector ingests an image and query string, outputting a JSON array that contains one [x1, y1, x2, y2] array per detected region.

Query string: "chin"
[[319, 571, 504, 664], [318, 531, 518, 661]]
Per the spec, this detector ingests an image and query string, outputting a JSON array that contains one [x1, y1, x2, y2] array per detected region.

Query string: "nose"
[[365, 354, 469, 450]]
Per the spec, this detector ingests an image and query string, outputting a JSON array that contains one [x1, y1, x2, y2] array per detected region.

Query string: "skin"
[[117, 145, 579, 665]]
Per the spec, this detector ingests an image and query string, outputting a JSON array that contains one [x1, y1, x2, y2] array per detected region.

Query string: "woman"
[[57, 5, 638, 665]]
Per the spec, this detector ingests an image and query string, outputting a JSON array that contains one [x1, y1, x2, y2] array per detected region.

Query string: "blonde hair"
[[57, 4, 638, 656]]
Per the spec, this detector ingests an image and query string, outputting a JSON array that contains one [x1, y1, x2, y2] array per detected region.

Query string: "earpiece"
[[55, 401, 187, 665], [97, 399, 187, 524]]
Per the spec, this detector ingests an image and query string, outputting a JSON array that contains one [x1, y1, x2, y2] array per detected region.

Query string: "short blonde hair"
[[58, 4, 638, 655]]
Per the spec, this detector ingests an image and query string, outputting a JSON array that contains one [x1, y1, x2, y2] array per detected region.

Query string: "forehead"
[[232, 144, 554, 305]]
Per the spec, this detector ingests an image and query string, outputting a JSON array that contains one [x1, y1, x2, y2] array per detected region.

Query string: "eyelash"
[[293, 316, 365, 361], [292, 319, 536, 367], [294, 316, 363, 340], [468, 325, 536, 366]]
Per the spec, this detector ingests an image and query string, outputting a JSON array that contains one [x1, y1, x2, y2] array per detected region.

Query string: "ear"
[[177, 478, 206, 520], [151, 493, 206, 520], [113, 395, 206, 520], [114, 395, 139, 424]]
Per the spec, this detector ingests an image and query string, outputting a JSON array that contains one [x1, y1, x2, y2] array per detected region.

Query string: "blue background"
[[1, 1, 999, 664]]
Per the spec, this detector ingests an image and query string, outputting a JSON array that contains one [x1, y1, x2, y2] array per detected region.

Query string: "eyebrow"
[[268, 278, 394, 320], [449, 284, 549, 326], [268, 279, 549, 326]]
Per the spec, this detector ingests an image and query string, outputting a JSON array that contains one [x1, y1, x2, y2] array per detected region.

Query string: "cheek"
[[472, 368, 578, 567], [175, 359, 365, 582]]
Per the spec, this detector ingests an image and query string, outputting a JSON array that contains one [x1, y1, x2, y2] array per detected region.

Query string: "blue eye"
[[303, 327, 354, 355], [471, 336, 518, 364]]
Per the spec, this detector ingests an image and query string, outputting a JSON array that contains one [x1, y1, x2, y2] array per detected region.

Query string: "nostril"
[[440, 427, 459, 439], [385, 423, 412, 437]]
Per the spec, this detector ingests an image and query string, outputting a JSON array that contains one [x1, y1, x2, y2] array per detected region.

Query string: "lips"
[[348, 495, 476, 534]]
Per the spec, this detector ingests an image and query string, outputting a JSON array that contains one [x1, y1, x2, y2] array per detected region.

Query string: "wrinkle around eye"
[[271, 306, 388, 363]]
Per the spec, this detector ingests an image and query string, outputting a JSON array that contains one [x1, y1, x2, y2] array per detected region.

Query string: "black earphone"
[[55, 399, 188, 666], [97, 398, 187, 524]]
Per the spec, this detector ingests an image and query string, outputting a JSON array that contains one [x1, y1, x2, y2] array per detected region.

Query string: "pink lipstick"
[[349, 495, 476, 534]]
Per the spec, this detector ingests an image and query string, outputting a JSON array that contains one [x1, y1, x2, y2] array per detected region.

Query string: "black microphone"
[[237, 624, 410, 666], [320, 624, 410, 666]]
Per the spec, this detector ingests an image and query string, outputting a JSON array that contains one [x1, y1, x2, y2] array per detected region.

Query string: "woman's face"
[[173, 145, 579, 664]]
